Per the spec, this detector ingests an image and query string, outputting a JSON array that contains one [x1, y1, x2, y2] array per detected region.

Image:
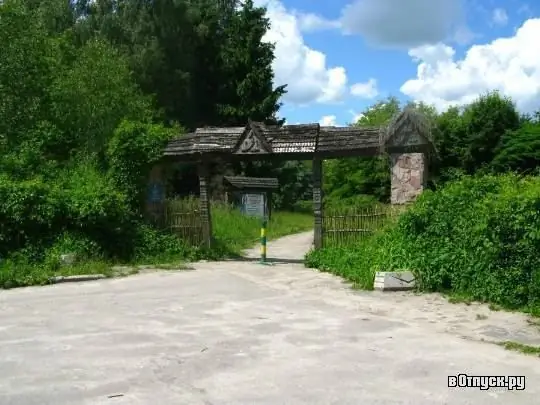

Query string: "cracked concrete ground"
[[0, 231, 539, 405]]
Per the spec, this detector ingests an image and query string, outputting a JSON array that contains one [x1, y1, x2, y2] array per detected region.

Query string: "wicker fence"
[[157, 197, 398, 248], [164, 197, 204, 246], [322, 206, 395, 247]]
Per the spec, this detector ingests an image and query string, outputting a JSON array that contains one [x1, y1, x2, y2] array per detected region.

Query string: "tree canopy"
[[1, 0, 540, 270]]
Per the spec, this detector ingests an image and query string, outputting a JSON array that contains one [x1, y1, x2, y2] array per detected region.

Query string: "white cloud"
[[296, 12, 340, 32], [350, 78, 378, 98], [319, 115, 338, 126], [452, 25, 479, 45], [492, 8, 508, 26], [257, 0, 348, 105], [285, 0, 474, 47], [340, 0, 466, 47], [400, 18, 540, 113]]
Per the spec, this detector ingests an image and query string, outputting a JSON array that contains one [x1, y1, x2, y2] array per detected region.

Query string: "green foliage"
[[324, 157, 390, 203], [324, 91, 529, 202], [3, 0, 540, 306], [0, 0, 301, 290], [431, 106, 468, 180], [216, 0, 286, 125], [240, 160, 312, 210], [291, 200, 313, 214], [323, 97, 400, 203], [461, 91, 520, 172], [307, 173, 540, 313], [58, 161, 133, 256], [49, 39, 155, 160], [322, 97, 440, 203], [131, 224, 199, 264], [46, 232, 103, 262], [74, 0, 285, 128], [0, 174, 63, 254], [107, 120, 179, 206], [0, 0, 56, 144], [0, 0, 302, 290], [212, 202, 313, 255], [491, 122, 540, 173]]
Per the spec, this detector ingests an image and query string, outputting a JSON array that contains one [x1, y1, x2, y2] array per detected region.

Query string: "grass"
[[0, 259, 115, 289], [0, 198, 313, 289], [213, 202, 313, 255], [497, 341, 540, 356], [165, 197, 313, 256]]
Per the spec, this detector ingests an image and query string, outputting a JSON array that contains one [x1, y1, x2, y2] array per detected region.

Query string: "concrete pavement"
[[0, 232, 539, 404]]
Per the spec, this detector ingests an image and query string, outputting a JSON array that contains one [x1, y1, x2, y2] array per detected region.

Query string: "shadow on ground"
[[224, 256, 305, 264]]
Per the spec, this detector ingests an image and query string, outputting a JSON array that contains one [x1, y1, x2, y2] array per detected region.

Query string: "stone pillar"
[[198, 162, 213, 248], [146, 163, 166, 227], [312, 157, 323, 249], [390, 153, 427, 205]]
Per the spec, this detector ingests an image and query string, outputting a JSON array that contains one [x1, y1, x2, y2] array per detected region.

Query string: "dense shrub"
[[107, 120, 178, 207], [306, 173, 540, 313], [130, 224, 200, 264], [325, 194, 381, 210], [491, 122, 540, 173], [59, 161, 133, 254], [0, 174, 64, 255]]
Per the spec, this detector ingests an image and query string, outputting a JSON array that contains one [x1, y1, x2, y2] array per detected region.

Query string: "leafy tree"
[[217, 0, 286, 125], [461, 91, 520, 172], [356, 96, 401, 126], [107, 120, 179, 208], [49, 39, 155, 161], [431, 106, 467, 182], [491, 122, 540, 173], [324, 97, 401, 203], [73, 0, 284, 129], [0, 0, 56, 147]]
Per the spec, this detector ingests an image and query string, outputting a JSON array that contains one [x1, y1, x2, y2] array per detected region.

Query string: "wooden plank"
[[198, 162, 213, 248], [312, 157, 323, 249]]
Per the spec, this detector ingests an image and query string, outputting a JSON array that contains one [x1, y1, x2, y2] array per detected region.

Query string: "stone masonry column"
[[390, 153, 427, 205]]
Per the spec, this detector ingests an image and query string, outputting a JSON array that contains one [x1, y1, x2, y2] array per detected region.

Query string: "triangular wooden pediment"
[[385, 128, 429, 148], [384, 108, 432, 149], [233, 121, 272, 154]]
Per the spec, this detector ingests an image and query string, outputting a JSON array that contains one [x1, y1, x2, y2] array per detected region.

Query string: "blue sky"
[[255, 0, 540, 125]]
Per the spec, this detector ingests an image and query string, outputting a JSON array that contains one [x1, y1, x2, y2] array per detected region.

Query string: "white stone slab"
[[374, 271, 416, 291]]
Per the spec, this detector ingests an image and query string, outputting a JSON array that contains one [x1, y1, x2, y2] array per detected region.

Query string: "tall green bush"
[[106, 120, 179, 207], [0, 174, 63, 255], [307, 173, 540, 313]]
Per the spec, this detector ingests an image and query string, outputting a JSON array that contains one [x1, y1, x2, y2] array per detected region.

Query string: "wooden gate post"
[[312, 157, 323, 249], [198, 161, 213, 248]]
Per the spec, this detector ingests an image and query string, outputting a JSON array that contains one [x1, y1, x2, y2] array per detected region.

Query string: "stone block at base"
[[374, 271, 416, 291]]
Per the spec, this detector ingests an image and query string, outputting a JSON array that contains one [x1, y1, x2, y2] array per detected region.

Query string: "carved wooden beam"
[[312, 157, 323, 249], [198, 161, 213, 248]]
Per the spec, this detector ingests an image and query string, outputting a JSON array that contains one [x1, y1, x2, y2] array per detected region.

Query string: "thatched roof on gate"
[[164, 121, 382, 157], [163, 111, 435, 160], [380, 107, 437, 155], [223, 176, 279, 190]]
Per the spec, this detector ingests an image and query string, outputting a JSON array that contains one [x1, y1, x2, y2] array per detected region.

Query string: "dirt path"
[[0, 231, 539, 404], [237, 230, 540, 347]]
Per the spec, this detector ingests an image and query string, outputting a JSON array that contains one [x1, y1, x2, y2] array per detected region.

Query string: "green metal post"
[[260, 218, 267, 262]]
